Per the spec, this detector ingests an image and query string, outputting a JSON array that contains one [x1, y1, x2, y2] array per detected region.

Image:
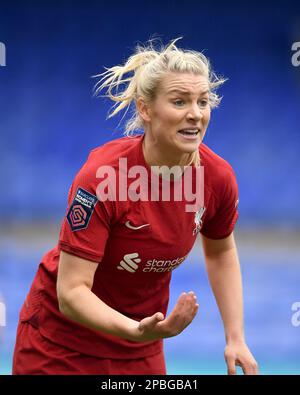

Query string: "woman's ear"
[[136, 97, 152, 123]]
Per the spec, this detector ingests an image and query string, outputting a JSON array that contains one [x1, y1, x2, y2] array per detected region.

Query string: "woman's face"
[[139, 72, 211, 162]]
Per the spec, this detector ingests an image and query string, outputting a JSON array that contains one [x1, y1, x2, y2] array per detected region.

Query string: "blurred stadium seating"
[[0, 0, 299, 375]]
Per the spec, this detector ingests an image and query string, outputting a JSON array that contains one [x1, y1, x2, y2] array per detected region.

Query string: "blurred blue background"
[[0, 0, 300, 375]]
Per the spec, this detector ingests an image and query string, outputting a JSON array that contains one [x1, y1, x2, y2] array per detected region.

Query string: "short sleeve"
[[58, 162, 113, 262], [200, 166, 239, 240]]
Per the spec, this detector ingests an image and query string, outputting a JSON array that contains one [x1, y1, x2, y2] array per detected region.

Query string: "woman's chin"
[[175, 133, 201, 150], [175, 140, 201, 154]]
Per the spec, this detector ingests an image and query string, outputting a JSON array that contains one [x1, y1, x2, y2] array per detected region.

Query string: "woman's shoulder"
[[88, 135, 142, 166], [199, 143, 236, 178], [76, 135, 141, 175], [199, 143, 238, 201], [72, 135, 142, 186], [199, 143, 238, 216]]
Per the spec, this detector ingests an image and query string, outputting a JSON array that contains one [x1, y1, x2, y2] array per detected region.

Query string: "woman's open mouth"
[[177, 129, 200, 140]]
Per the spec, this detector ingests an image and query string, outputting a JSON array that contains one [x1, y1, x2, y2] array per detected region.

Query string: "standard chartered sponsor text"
[[143, 255, 188, 272]]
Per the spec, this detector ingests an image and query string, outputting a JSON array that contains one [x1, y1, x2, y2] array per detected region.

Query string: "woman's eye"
[[173, 99, 209, 107], [173, 100, 184, 106], [199, 100, 208, 107]]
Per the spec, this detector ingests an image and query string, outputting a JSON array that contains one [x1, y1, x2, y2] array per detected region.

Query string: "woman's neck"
[[142, 134, 191, 169]]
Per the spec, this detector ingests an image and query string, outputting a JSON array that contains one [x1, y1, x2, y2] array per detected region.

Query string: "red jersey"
[[19, 135, 238, 359]]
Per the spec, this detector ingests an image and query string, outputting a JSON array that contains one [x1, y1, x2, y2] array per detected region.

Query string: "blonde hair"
[[93, 37, 226, 166]]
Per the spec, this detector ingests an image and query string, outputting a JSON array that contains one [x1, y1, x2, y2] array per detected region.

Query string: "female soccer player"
[[13, 38, 258, 375]]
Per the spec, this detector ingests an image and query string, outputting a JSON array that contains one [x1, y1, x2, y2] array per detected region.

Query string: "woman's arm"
[[201, 232, 259, 375], [57, 251, 199, 342]]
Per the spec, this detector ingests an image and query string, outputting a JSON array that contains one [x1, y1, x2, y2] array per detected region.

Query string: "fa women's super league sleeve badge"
[[193, 207, 206, 235]]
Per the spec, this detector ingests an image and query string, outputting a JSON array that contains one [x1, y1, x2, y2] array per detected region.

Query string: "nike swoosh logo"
[[125, 221, 150, 230]]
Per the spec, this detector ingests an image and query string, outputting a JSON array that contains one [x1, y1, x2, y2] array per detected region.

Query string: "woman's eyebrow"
[[167, 89, 209, 95]]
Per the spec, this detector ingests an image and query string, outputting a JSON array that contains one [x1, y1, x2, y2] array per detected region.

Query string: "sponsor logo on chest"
[[117, 253, 188, 273]]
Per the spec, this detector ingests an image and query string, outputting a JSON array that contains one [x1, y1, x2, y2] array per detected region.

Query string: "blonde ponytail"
[[93, 42, 160, 134]]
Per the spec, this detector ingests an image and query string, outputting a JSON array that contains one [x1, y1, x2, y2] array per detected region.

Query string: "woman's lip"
[[178, 129, 200, 133], [177, 130, 200, 140]]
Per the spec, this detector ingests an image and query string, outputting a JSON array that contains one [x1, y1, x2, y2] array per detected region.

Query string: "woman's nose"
[[186, 104, 203, 121]]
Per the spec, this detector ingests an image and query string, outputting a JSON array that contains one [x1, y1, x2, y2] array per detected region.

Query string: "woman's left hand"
[[224, 340, 259, 375]]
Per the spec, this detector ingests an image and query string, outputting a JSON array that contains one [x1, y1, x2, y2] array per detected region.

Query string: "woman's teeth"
[[179, 130, 199, 135], [178, 129, 199, 136]]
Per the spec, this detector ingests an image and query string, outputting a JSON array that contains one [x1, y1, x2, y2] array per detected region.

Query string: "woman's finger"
[[139, 312, 164, 332]]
